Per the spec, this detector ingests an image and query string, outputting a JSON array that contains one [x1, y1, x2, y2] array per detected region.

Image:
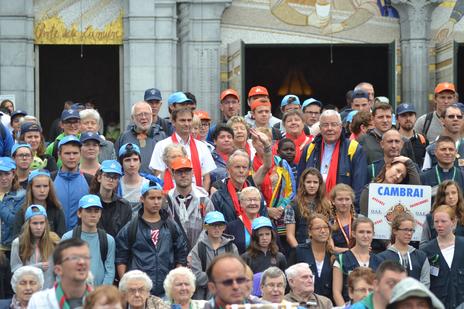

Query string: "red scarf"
[[321, 139, 340, 194], [216, 150, 229, 163], [171, 133, 202, 186], [287, 131, 311, 163], [227, 178, 248, 217], [240, 214, 254, 235], [163, 169, 174, 192], [252, 154, 275, 206]]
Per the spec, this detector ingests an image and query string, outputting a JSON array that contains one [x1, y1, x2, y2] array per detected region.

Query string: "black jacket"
[[97, 194, 132, 237]]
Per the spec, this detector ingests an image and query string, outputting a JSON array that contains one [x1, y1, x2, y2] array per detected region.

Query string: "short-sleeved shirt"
[[149, 134, 216, 185]]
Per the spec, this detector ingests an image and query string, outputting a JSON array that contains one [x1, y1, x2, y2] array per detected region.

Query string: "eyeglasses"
[[304, 111, 320, 115], [135, 112, 151, 119], [320, 122, 341, 128], [200, 122, 210, 128], [215, 277, 248, 286], [242, 197, 261, 203], [397, 228, 415, 233], [103, 173, 120, 180], [62, 255, 91, 263], [208, 223, 225, 228], [353, 287, 373, 294], [173, 168, 192, 175], [127, 287, 148, 295], [264, 283, 285, 289], [311, 226, 330, 232], [63, 120, 80, 125], [16, 153, 32, 159], [446, 114, 463, 119]]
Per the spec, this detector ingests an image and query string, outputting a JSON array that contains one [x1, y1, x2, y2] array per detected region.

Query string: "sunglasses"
[[215, 277, 248, 286]]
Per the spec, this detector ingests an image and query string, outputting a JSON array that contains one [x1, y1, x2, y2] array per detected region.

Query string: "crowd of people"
[[0, 81, 460, 308]]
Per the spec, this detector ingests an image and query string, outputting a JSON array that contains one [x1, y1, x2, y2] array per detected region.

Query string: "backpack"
[[421, 112, 434, 138], [197, 241, 233, 271], [72, 225, 108, 264]]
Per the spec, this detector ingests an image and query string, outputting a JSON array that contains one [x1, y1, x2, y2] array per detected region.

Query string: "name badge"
[[430, 266, 439, 276]]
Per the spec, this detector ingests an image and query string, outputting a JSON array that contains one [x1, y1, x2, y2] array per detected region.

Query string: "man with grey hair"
[[284, 263, 332, 308], [119, 270, 169, 309], [260, 266, 288, 304], [297, 109, 368, 211], [211, 129, 272, 222], [115, 101, 166, 174]]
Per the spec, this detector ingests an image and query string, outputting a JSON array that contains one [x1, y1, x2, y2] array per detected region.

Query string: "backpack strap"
[[225, 242, 233, 253], [347, 140, 359, 161], [72, 225, 81, 239], [417, 133, 426, 145], [305, 143, 316, 161], [127, 217, 139, 264], [422, 112, 434, 137], [198, 241, 207, 272], [97, 228, 108, 264], [52, 140, 59, 161]]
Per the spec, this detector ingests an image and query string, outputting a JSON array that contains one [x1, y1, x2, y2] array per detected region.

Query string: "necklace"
[[352, 250, 370, 267]]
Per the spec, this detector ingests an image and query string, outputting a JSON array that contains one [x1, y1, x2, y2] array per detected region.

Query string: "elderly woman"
[[164, 267, 207, 309], [0, 266, 43, 309], [119, 270, 169, 309], [227, 116, 253, 157]]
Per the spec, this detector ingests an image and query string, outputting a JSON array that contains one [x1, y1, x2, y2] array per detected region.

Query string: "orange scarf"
[[227, 178, 248, 217], [287, 131, 311, 163], [252, 154, 275, 206], [321, 139, 340, 194]]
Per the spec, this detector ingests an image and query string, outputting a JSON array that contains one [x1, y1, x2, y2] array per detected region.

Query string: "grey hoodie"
[[383, 245, 430, 288], [188, 230, 239, 299]]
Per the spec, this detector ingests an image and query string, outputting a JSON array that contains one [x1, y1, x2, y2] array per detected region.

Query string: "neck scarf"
[[240, 213, 255, 235], [252, 154, 275, 206], [227, 178, 248, 217], [287, 131, 311, 163], [171, 133, 202, 186], [55, 282, 91, 309], [321, 139, 340, 194]]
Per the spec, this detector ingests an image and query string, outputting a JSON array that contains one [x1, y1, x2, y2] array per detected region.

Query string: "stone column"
[[0, 0, 34, 112], [122, 0, 177, 127], [392, 0, 439, 115], [178, 0, 231, 120]]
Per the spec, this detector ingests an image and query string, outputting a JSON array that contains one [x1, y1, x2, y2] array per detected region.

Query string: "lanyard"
[[336, 213, 351, 246], [435, 165, 456, 184]]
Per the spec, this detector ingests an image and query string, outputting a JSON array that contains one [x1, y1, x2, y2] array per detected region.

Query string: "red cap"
[[220, 89, 239, 101], [248, 86, 269, 98], [170, 157, 192, 170], [251, 98, 271, 111], [434, 82, 456, 94], [194, 110, 211, 121]]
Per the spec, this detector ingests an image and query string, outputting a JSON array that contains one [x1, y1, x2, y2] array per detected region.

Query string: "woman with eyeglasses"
[[294, 214, 333, 300], [10, 205, 59, 289], [377, 213, 430, 287], [89, 160, 131, 237], [421, 180, 464, 247], [11, 144, 33, 189], [332, 217, 381, 306]]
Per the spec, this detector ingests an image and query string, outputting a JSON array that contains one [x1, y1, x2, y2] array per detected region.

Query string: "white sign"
[[367, 183, 432, 241]]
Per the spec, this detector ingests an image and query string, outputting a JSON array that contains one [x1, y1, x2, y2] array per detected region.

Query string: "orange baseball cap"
[[220, 89, 239, 101], [171, 157, 192, 170], [434, 82, 456, 94], [251, 98, 271, 111], [248, 86, 269, 98], [194, 110, 211, 121]]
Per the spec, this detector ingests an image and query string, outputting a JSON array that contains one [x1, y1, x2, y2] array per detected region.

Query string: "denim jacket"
[[0, 189, 25, 248]]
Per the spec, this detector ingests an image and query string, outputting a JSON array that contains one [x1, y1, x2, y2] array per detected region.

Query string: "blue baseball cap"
[[204, 211, 226, 224], [79, 131, 102, 144], [24, 205, 47, 221], [141, 183, 163, 196], [10, 110, 27, 120], [79, 194, 103, 209], [352, 89, 369, 100], [61, 109, 80, 121], [167, 92, 193, 106], [28, 169, 51, 182], [144, 88, 162, 101], [118, 143, 141, 157], [20, 122, 42, 134], [11, 143, 31, 156], [252, 217, 273, 230], [0, 157, 16, 172], [346, 110, 359, 123], [58, 135, 82, 149], [100, 160, 122, 175], [302, 98, 322, 109], [281, 95, 301, 107], [70, 103, 85, 111], [396, 103, 416, 115]]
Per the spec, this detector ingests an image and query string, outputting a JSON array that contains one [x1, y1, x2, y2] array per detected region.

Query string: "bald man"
[[115, 101, 166, 174]]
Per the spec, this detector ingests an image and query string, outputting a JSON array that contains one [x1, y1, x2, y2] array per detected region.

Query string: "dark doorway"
[[39, 45, 119, 140], [244, 44, 392, 117], [456, 44, 464, 95]]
